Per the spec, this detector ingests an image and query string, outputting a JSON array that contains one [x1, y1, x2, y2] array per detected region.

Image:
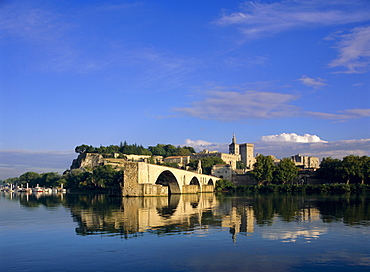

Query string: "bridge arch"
[[155, 170, 181, 194], [189, 177, 201, 187], [207, 179, 214, 186], [189, 176, 201, 193]]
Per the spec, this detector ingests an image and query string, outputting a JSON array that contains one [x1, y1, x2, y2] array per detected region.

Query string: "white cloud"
[[184, 136, 370, 161], [255, 138, 370, 159], [298, 75, 328, 88], [173, 85, 370, 122], [261, 133, 327, 143], [183, 139, 228, 152], [216, 0, 370, 39], [262, 226, 327, 243], [306, 108, 370, 121], [174, 89, 300, 121], [329, 26, 370, 73]]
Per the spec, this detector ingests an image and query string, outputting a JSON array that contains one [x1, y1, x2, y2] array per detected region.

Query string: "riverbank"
[[219, 183, 370, 194]]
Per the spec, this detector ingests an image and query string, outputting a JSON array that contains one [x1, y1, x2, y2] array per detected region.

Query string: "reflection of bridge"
[[122, 162, 220, 196], [71, 194, 221, 237]]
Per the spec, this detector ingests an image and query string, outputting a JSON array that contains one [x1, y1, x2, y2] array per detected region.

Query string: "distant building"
[[228, 134, 255, 170], [163, 156, 190, 167], [211, 164, 233, 181], [190, 149, 241, 170], [290, 154, 319, 170], [239, 143, 255, 170], [190, 134, 255, 171], [229, 134, 240, 155], [112, 153, 163, 163], [268, 155, 281, 166]]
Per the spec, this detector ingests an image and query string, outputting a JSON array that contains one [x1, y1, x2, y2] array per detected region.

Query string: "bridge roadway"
[[122, 162, 220, 196]]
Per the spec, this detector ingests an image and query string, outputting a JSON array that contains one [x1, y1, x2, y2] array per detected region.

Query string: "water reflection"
[[65, 194, 220, 238], [3, 192, 370, 241]]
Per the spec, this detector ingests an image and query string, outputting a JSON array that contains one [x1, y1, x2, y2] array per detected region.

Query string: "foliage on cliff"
[[75, 142, 195, 157]]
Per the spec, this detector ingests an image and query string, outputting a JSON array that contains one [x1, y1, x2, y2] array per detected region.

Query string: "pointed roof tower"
[[232, 133, 237, 144], [229, 133, 239, 155]]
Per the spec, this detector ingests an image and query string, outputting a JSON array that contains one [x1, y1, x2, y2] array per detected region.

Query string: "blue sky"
[[1, 0, 369, 179]]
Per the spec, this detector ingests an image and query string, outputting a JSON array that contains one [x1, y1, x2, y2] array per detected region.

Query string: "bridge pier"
[[121, 162, 219, 197]]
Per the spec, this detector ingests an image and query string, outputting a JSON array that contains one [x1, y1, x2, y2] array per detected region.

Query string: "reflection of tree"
[[18, 194, 63, 208], [274, 195, 301, 222], [250, 195, 275, 226], [64, 194, 131, 237], [313, 194, 370, 226]]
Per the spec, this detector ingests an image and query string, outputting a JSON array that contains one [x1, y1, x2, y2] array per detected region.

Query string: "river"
[[0, 192, 369, 272]]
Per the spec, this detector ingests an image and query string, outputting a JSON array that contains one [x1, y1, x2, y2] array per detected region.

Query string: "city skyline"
[[1, 0, 369, 179]]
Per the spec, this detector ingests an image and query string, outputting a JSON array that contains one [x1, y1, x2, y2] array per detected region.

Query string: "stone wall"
[[122, 162, 141, 196], [182, 185, 200, 194], [233, 173, 257, 185], [140, 184, 168, 196], [201, 185, 215, 192]]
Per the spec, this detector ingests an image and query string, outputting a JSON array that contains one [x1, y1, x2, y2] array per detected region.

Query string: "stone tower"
[[239, 143, 255, 169], [197, 160, 202, 174], [229, 133, 240, 155]]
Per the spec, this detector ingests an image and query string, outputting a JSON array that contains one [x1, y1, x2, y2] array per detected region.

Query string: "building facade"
[[211, 164, 233, 181], [290, 154, 319, 169], [163, 155, 191, 167], [190, 150, 241, 170], [228, 134, 255, 170], [239, 143, 255, 170]]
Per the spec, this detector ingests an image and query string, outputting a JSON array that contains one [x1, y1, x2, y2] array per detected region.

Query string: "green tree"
[[92, 165, 122, 189], [317, 157, 344, 183], [176, 146, 195, 156], [65, 169, 92, 189], [162, 162, 180, 169], [4, 177, 20, 185], [188, 157, 226, 175], [164, 144, 177, 157], [75, 144, 90, 154], [40, 172, 61, 187], [274, 158, 298, 184], [361, 156, 370, 184], [19, 172, 41, 186], [250, 155, 275, 185], [148, 144, 167, 156], [342, 155, 363, 184], [215, 179, 236, 191], [236, 161, 246, 170]]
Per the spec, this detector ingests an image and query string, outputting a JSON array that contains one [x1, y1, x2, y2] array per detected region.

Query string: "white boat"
[[32, 187, 44, 193]]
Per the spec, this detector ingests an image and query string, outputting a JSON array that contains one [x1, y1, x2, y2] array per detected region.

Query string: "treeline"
[[75, 142, 195, 157], [248, 154, 370, 185], [2, 165, 122, 191], [216, 182, 370, 194], [317, 155, 370, 184], [4, 172, 63, 188], [249, 155, 299, 185]]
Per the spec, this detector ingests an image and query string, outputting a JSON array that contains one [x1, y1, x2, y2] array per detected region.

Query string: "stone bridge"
[[122, 162, 220, 196]]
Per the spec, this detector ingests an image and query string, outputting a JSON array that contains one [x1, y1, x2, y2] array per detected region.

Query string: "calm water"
[[1, 192, 369, 272]]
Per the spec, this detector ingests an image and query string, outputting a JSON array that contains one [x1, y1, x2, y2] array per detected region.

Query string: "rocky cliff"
[[70, 153, 105, 170]]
